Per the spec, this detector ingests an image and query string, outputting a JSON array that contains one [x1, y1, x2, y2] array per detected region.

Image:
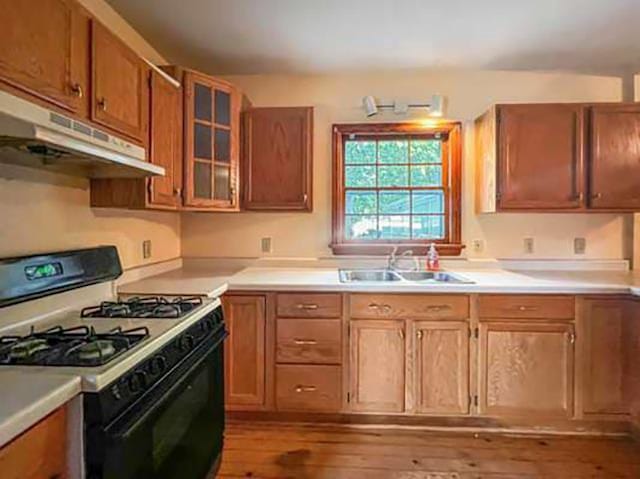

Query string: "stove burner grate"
[[81, 296, 203, 319]]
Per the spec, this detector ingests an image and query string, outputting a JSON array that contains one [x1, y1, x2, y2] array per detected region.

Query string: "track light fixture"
[[361, 94, 445, 118]]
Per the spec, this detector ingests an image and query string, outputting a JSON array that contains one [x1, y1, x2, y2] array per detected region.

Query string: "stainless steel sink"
[[398, 271, 474, 283], [338, 269, 473, 284], [338, 269, 402, 282]]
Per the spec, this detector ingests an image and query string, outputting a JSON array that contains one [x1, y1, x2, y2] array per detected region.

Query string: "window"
[[331, 122, 463, 255]]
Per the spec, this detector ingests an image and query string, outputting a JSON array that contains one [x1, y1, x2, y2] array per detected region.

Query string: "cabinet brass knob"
[[70, 83, 83, 98], [97, 98, 107, 111]]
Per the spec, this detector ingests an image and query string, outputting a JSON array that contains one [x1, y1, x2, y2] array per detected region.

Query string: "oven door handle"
[[108, 331, 227, 440]]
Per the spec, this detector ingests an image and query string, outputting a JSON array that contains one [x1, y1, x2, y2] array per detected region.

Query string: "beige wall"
[[182, 69, 631, 260], [0, 0, 179, 269]]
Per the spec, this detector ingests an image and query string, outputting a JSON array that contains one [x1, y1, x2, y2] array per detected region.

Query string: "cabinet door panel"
[[0, 0, 87, 112], [413, 321, 469, 415], [578, 299, 628, 416], [479, 322, 574, 418], [184, 72, 239, 209], [223, 295, 266, 409], [243, 107, 313, 211], [589, 105, 640, 209], [148, 71, 181, 208], [91, 21, 147, 141], [350, 320, 405, 413], [497, 104, 583, 210], [0, 406, 67, 479]]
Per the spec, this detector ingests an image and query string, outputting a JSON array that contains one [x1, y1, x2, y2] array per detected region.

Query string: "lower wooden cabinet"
[[0, 406, 67, 479], [478, 321, 574, 418], [223, 295, 267, 410], [577, 298, 635, 417], [349, 319, 406, 413], [412, 320, 469, 415]]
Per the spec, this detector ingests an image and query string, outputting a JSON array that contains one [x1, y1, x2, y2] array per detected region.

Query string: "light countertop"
[[117, 265, 640, 297], [0, 371, 80, 447]]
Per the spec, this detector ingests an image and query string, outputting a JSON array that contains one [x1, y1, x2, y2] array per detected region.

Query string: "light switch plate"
[[142, 240, 152, 259], [472, 239, 484, 253], [524, 237, 534, 254], [261, 237, 272, 254], [574, 237, 586, 255]]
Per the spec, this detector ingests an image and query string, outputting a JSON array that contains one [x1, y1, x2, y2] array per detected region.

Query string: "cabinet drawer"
[[277, 293, 342, 318], [350, 294, 469, 320], [479, 295, 574, 319], [277, 319, 341, 364], [276, 365, 342, 412]]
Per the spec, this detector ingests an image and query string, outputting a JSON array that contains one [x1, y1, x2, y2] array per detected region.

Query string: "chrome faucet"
[[387, 247, 419, 271]]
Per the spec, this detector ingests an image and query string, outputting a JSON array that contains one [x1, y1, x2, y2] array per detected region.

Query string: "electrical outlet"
[[472, 239, 484, 253], [261, 237, 272, 254], [524, 237, 534, 254], [574, 237, 586, 255], [142, 240, 152, 259]]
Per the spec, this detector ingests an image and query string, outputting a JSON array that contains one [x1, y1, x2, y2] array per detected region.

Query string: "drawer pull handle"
[[516, 305, 538, 312], [293, 339, 317, 345], [368, 303, 392, 313], [295, 385, 317, 393], [297, 303, 319, 310], [424, 304, 452, 312]]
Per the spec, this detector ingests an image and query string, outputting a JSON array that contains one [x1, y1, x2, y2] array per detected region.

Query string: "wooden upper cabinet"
[[0, 0, 89, 113], [91, 21, 148, 142], [223, 295, 267, 410], [478, 321, 574, 418], [349, 319, 406, 413], [242, 107, 313, 211], [183, 70, 241, 210], [148, 71, 182, 209], [412, 321, 469, 415], [577, 298, 631, 417], [588, 104, 640, 210], [476, 104, 584, 212]]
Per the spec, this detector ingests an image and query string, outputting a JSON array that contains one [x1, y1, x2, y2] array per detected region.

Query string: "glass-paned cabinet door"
[[185, 71, 238, 209]]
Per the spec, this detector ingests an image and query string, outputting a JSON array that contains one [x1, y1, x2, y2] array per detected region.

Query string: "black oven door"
[[93, 333, 225, 479]]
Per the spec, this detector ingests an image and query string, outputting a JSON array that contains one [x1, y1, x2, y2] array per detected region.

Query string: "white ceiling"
[[106, 0, 640, 76]]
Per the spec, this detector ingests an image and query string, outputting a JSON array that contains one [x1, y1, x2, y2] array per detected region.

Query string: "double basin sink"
[[338, 269, 473, 284]]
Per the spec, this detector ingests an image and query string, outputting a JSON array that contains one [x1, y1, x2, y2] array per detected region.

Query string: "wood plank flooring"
[[216, 421, 640, 478]]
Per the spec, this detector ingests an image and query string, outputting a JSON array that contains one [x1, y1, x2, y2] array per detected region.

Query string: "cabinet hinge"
[[347, 392, 350, 403], [473, 395, 479, 407], [470, 327, 479, 339]]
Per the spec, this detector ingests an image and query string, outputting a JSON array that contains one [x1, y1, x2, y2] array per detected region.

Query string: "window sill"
[[329, 243, 465, 256]]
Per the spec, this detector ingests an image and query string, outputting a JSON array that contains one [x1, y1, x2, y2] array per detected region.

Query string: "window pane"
[[379, 190, 410, 214], [411, 140, 441, 163], [378, 166, 408, 187], [194, 161, 211, 199], [345, 166, 376, 187], [346, 191, 377, 214], [345, 141, 376, 164], [194, 123, 212, 159], [412, 216, 445, 239], [378, 140, 408, 164], [194, 84, 212, 122], [214, 128, 230, 163], [412, 191, 444, 214], [213, 165, 230, 200], [214, 90, 230, 126], [411, 165, 442, 186], [379, 215, 410, 239], [345, 216, 379, 239]]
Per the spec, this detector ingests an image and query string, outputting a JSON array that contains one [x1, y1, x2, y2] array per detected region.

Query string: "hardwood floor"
[[216, 421, 640, 478]]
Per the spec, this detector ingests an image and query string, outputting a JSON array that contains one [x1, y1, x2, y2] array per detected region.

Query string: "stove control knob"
[[149, 355, 167, 375], [111, 384, 122, 400], [127, 370, 147, 393], [177, 334, 195, 352]]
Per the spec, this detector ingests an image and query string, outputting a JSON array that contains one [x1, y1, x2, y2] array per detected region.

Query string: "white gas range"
[[0, 246, 227, 479]]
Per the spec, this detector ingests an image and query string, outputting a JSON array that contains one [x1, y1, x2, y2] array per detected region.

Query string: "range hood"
[[0, 90, 164, 178]]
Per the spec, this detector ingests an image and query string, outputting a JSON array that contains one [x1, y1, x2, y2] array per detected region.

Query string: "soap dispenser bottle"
[[426, 243, 440, 271]]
